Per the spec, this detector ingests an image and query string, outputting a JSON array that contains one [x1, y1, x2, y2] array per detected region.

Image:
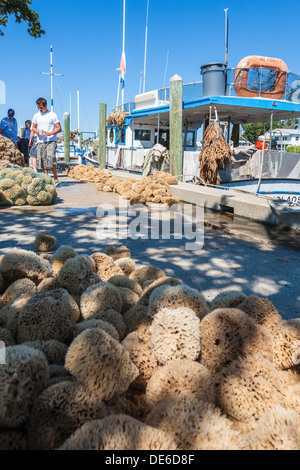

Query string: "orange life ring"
[[234, 56, 288, 99]]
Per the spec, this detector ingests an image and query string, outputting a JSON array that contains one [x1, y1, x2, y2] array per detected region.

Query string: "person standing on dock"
[[31, 98, 62, 187], [0, 109, 18, 143]]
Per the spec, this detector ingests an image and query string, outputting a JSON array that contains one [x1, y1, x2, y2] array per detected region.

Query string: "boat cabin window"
[[115, 128, 126, 145], [135, 129, 151, 141], [182, 131, 195, 148], [155, 130, 169, 148], [108, 129, 114, 144]]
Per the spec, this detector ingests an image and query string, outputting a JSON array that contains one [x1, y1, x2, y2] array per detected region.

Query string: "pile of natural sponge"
[[0, 168, 57, 206], [66, 164, 179, 207], [0, 237, 300, 450], [0, 136, 25, 167]]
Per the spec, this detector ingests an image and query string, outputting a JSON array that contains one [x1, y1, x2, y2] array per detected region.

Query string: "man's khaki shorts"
[[36, 141, 57, 170]]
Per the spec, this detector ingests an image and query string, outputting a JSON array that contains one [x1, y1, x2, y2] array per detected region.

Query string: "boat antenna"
[[122, 0, 126, 105], [139, 70, 143, 94], [224, 8, 229, 67], [163, 50, 169, 89], [40, 45, 63, 112], [143, 0, 150, 93]]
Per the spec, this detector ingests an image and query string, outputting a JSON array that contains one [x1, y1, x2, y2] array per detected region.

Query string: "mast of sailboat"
[[224, 8, 229, 67], [122, 0, 126, 105], [77, 89, 81, 149], [40, 45, 63, 112], [143, 0, 150, 94]]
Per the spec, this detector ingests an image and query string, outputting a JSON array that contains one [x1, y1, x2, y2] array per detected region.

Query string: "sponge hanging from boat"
[[198, 121, 232, 185]]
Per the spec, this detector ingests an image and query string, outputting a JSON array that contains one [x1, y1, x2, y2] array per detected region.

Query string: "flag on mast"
[[120, 51, 126, 74]]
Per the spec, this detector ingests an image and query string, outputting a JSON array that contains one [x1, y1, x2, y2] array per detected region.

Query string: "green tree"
[[242, 119, 300, 143], [0, 0, 44, 38]]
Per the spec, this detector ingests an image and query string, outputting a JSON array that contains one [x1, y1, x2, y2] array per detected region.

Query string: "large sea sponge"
[[50, 246, 78, 276], [107, 275, 143, 297], [148, 284, 207, 319], [123, 303, 150, 334], [26, 381, 110, 450], [22, 340, 68, 365], [238, 295, 282, 335], [200, 308, 274, 374], [65, 329, 139, 400], [17, 289, 80, 343], [34, 231, 57, 252], [90, 252, 123, 281], [104, 245, 131, 261], [129, 266, 165, 287], [80, 282, 122, 320], [0, 248, 53, 285], [1, 278, 37, 304], [145, 359, 215, 408], [122, 331, 158, 391], [115, 257, 136, 276], [210, 290, 247, 311], [138, 276, 182, 306], [146, 396, 240, 450], [240, 406, 300, 450], [58, 414, 177, 450], [272, 320, 300, 370], [0, 345, 48, 428], [148, 307, 201, 365], [57, 255, 100, 303], [215, 354, 287, 424], [74, 319, 119, 342]]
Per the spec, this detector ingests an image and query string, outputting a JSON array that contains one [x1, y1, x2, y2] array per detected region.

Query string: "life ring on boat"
[[234, 56, 288, 99]]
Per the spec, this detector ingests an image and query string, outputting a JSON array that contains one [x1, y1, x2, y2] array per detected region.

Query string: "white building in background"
[[260, 129, 300, 149]]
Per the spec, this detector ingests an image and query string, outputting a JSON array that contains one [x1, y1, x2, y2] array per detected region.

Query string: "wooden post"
[[170, 74, 183, 179], [63, 112, 70, 163], [99, 103, 107, 168]]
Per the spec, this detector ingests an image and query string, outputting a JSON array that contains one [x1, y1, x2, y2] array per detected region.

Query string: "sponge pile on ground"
[[0, 238, 300, 450], [66, 164, 179, 206], [0, 168, 57, 206], [0, 136, 25, 167]]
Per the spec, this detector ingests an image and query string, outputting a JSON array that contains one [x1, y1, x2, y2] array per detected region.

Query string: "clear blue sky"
[[1, 0, 300, 135]]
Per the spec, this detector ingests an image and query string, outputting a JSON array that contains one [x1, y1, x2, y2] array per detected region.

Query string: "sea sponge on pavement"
[[210, 290, 247, 311], [74, 318, 119, 341], [90, 252, 124, 281], [122, 331, 158, 391], [17, 289, 80, 344], [238, 295, 282, 335], [123, 303, 150, 334], [3, 294, 33, 339], [22, 340, 68, 365], [107, 275, 143, 297], [37, 276, 61, 293], [104, 245, 131, 261], [200, 308, 274, 374], [58, 414, 177, 450], [146, 396, 240, 451], [145, 359, 215, 408], [239, 406, 300, 450], [50, 245, 78, 276], [0, 345, 48, 428], [118, 287, 140, 313], [26, 381, 110, 450], [148, 284, 207, 319], [0, 248, 53, 285], [138, 276, 182, 306], [34, 231, 57, 252], [80, 282, 122, 320], [114, 257, 136, 276], [0, 327, 15, 346], [272, 320, 300, 370], [1, 278, 36, 304], [215, 354, 287, 424], [57, 255, 100, 303], [65, 329, 139, 400], [129, 266, 165, 287], [148, 307, 201, 365]]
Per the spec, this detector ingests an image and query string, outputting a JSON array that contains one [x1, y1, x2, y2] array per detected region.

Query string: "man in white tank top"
[[31, 97, 62, 187]]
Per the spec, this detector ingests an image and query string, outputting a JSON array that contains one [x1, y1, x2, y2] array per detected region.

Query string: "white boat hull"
[[223, 179, 300, 204]]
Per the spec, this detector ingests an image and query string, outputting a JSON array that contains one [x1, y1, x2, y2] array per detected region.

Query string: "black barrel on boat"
[[200, 62, 226, 97]]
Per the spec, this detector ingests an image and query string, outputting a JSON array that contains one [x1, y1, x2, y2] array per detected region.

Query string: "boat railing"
[[226, 68, 300, 102], [222, 149, 300, 182]]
